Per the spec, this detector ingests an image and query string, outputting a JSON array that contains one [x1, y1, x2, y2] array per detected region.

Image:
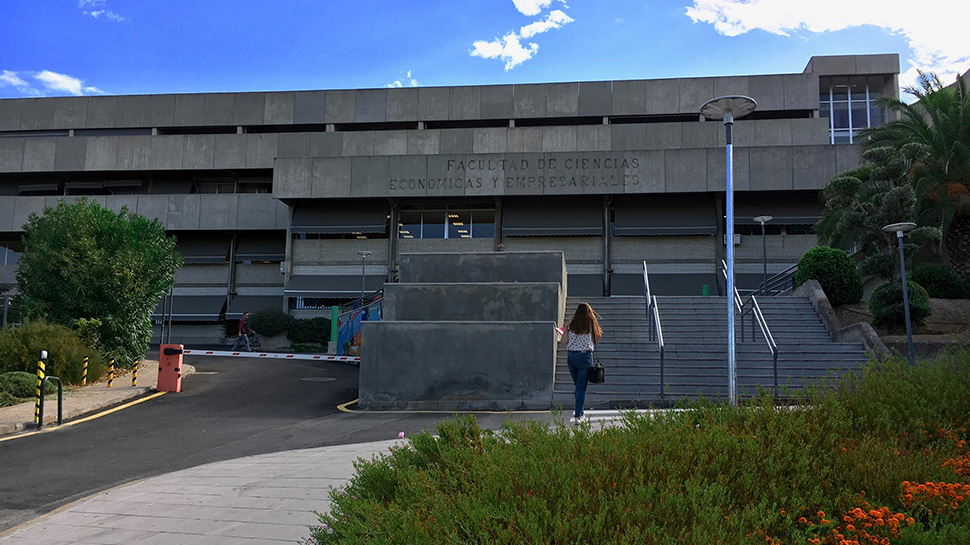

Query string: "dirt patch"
[[835, 299, 970, 343]]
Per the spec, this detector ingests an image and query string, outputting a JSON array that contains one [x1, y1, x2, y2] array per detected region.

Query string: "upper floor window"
[[398, 206, 494, 239], [819, 76, 889, 144]]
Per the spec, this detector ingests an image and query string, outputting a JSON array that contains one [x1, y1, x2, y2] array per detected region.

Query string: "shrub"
[[0, 321, 107, 385], [0, 390, 17, 407], [910, 264, 967, 299], [288, 317, 331, 344], [796, 246, 864, 305], [869, 280, 932, 330], [0, 371, 39, 398], [247, 308, 292, 338]]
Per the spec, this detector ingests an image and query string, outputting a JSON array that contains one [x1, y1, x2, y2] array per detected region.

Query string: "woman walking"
[[559, 302, 603, 424]]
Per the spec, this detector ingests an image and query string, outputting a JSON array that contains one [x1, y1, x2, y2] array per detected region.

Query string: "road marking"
[[337, 398, 549, 414]]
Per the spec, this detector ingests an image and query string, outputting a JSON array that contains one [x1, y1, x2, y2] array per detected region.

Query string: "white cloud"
[[686, 0, 970, 90], [387, 70, 420, 88], [472, 33, 540, 71], [471, 2, 574, 70], [0, 70, 104, 97], [520, 9, 574, 39], [0, 70, 30, 89], [78, 0, 126, 21]]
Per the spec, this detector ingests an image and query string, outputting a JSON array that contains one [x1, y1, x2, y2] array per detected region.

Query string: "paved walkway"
[[0, 359, 629, 544]]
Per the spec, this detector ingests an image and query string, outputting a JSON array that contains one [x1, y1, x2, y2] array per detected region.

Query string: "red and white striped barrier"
[[180, 349, 360, 364]]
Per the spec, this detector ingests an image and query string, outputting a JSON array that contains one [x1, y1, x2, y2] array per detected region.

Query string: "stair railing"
[[643, 262, 665, 398], [721, 260, 780, 397], [759, 264, 798, 296]]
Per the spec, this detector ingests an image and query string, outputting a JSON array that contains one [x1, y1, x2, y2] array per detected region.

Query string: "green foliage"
[[0, 321, 107, 385], [795, 246, 864, 305], [869, 280, 932, 331], [911, 264, 968, 299], [308, 351, 970, 545], [247, 308, 292, 337], [15, 198, 182, 363], [0, 371, 40, 398], [288, 317, 331, 344]]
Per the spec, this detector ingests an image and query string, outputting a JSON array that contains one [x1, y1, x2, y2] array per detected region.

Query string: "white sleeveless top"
[[566, 331, 594, 352]]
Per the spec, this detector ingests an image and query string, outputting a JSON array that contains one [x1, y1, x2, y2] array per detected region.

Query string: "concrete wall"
[[383, 282, 563, 324], [398, 251, 567, 288], [359, 321, 556, 410]]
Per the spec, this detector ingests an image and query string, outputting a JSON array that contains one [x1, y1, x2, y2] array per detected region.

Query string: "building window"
[[398, 206, 494, 239], [819, 76, 888, 144]]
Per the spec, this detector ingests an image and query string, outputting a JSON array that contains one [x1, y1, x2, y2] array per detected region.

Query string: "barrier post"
[[131, 359, 139, 387], [81, 356, 88, 386], [108, 358, 114, 388], [33, 350, 48, 427]]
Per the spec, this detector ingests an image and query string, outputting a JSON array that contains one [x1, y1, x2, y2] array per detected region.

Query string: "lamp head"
[[700, 96, 757, 121], [882, 222, 917, 234], [753, 215, 773, 224]]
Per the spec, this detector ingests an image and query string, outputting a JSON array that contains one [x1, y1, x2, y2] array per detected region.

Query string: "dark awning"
[[284, 275, 385, 298], [19, 183, 58, 192], [174, 235, 230, 264], [103, 179, 143, 188], [503, 197, 602, 236], [152, 295, 226, 322], [614, 194, 717, 236], [291, 200, 389, 234], [65, 181, 103, 189], [735, 191, 823, 225], [226, 295, 281, 319], [235, 233, 285, 262]]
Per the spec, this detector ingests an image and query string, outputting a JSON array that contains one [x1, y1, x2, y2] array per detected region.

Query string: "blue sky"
[[1, 1, 967, 99]]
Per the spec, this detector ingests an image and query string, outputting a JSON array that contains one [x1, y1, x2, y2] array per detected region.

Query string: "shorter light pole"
[[754, 215, 772, 295], [882, 222, 917, 365], [357, 250, 372, 307]]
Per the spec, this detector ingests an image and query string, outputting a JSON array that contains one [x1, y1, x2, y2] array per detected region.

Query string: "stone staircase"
[[553, 295, 870, 408]]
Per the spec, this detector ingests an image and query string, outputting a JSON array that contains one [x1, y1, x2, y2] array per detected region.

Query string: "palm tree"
[[859, 72, 970, 279]]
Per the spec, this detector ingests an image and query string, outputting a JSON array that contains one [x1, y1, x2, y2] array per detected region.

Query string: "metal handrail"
[[720, 261, 780, 397], [643, 262, 665, 398], [759, 264, 798, 296]]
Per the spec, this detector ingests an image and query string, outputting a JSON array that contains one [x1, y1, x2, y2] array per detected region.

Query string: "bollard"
[[81, 356, 88, 386], [33, 350, 48, 427], [108, 358, 114, 388], [131, 359, 139, 387]]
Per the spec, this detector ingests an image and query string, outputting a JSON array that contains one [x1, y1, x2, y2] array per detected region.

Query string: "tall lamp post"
[[701, 95, 757, 407], [754, 215, 773, 296], [882, 222, 917, 365], [357, 250, 372, 307]]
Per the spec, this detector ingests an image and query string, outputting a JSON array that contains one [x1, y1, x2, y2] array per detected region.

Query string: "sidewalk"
[[0, 359, 194, 437], [0, 439, 404, 544]]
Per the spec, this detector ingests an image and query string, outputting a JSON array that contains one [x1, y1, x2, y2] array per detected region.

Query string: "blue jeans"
[[567, 351, 593, 418], [231, 333, 251, 351]]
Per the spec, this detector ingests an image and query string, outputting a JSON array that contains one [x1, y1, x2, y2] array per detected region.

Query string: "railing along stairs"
[[720, 260, 780, 395], [758, 264, 798, 296], [642, 262, 665, 398]]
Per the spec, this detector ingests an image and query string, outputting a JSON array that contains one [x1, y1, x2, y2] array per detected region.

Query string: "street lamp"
[[753, 215, 773, 296], [701, 95, 757, 407], [357, 250, 372, 307], [882, 222, 917, 365]]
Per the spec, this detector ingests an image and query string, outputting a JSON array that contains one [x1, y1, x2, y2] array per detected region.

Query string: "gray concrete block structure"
[[0, 53, 899, 344]]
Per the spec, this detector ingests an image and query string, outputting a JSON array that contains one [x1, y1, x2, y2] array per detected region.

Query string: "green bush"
[[0, 390, 18, 408], [288, 317, 331, 344], [0, 371, 39, 398], [247, 308, 292, 338], [0, 321, 107, 385], [910, 264, 967, 299], [795, 246, 864, 305], [869, 280, 932, 330]]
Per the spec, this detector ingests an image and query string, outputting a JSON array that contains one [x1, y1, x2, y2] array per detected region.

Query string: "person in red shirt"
[[231, 312, 256, 352]]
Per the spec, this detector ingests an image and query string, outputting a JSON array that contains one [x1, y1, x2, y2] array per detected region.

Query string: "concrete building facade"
[[0, 54, 900, 343]]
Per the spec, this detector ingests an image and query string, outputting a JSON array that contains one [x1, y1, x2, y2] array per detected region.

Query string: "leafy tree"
[[815, 145, 939, 282], [15, 198, 182, 363], [859, 72, 970, 279]]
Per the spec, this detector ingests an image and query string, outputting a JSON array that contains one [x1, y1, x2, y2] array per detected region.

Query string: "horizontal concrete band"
[[383, 283, 563, 322]]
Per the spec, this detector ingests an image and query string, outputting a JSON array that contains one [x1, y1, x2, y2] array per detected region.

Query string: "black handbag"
[[589, 359, 605, 384]]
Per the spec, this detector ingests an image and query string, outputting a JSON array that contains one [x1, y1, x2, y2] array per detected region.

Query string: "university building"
[[0, 54, 899, 343]]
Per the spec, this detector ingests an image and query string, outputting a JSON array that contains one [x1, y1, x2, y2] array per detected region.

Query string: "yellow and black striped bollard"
[[107, 358, 114, 388], [33, 351, 47, 427], [82, 356, 88, 386], [131, 359, 139, 387]]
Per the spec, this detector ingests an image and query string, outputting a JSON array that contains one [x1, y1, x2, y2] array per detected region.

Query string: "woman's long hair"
[[567, 302, 603, 343]]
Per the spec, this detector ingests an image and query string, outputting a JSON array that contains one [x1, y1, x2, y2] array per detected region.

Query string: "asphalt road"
[[0, 354, 555, 533]]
